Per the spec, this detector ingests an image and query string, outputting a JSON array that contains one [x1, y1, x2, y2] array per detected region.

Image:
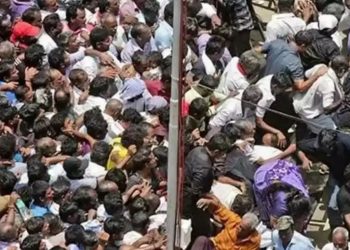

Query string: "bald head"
[[105, 99, 123, 120], [0, 223, 17, 242], [97, 180, 118, 201], [101, 13, 118, 37], [35, 137, 57, 157]]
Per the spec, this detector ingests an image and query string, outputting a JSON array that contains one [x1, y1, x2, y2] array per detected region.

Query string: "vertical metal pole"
[[166, 0, 183, 248]]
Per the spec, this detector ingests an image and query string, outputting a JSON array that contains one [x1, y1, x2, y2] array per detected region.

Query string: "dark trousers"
[[229, 29, 251, 57], [191, 236, 215, 250]]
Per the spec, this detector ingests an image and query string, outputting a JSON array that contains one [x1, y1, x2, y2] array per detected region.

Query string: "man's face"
[[108, 0, 120, 15], [45, 0, 58, 12], [104, 18, 118, 37], [45, 187, 54, 203], [68, 34, 80, 53], [75, 8, 86, 28], [237, 219, 252, 239], [10, 67, 19, 82], [333, 232, 348, 250], [278, 228, 293, 246], [137, 28, 152, 48], [97, 36, 112, 52], [32, 11, 42, 28]]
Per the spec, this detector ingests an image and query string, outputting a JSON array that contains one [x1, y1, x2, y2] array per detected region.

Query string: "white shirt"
[[322, 242, 350, 250], [211, 181, 242, 208], [74, 95, 107, 116], [216, 57, 249, 97], [103, 113, 125, 138], [121, 38, 158, 64], [265, 13, 306, 42], [209, 92, 243, 128], [37, 31, 58, 65], [293, 65, 343, 119], [255, 75, 275, 118]]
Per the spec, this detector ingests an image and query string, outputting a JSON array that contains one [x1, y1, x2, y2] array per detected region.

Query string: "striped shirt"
[[224, 0, 254, 31]]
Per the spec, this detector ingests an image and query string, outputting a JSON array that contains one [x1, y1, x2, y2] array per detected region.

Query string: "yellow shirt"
[[106, 137, 129, 170]]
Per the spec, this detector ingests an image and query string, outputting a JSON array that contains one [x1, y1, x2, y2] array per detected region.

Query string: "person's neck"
[[139, 167, 152, 178], [68, 22, 80, 32]]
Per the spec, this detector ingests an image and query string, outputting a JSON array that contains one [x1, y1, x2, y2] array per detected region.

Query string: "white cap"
[[319, 14, 338, 30]]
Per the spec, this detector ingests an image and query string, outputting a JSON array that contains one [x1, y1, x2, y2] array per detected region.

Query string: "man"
[[183, 133, 230, 240], [192, 36, 226, 78], [322, 227, 350, 250], [215, 50, 264, 99], [103, 99, 124, 139], [121, 22, 157, 64], [37, 14, 63, 63], [29, 180, 54, 217], [258, 33, 327, 92], [272, 216, 314, 249], [293, 55, 348, 134], [73, 27, 123, 81], [37, 0, 65, 20], [265, 0, 309, 42], [100, 13, 120, 57], [154, 1, 173, 52], [209, 85, 262, 129], [255, 71, 294, 148], [184, 75, 218, 105], [191, 195, 260, 250]]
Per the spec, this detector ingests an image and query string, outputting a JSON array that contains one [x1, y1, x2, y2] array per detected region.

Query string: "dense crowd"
[[1, 0, 350, 249]]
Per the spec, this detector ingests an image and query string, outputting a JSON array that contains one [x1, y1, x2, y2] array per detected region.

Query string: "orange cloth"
[[210, 205, 261, 250]]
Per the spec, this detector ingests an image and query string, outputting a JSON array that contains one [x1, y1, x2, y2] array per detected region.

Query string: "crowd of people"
[[1, 0, 350, 249]]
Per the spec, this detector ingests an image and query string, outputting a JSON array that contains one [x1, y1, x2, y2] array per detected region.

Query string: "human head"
[[132, 146, 158, 171], [103, 191, 123, 216], [205, 36, 225, 62], [286, 190, 311, 225], [60, 135, 79, 156], [72, 186, 98, 211], [294, 30, 313, 53], [240, 50, 265, 83], [331, 55, 349, 79], [121, 125, 146, 149], [276, 216, 294, 246], [91, 141, 113, 167], [101, 13, 118, 37], [0, 222, 18, 243], [37, 0, 58, 13], [206, 133, 230, 159], [237, 212, 259, 240], [108, 0, 120, 15], [97, 180, 118, 202], [22, 7, 42, 28], [105, 99, 123, 120], [24, 44, 45, 69], [65, 224, 85, 246], [189, 98, 209, 120], [270, 71, 294, 96], [185, 17, 198, 41], [57, 31, 80, 54], [231, 194, 253, 217], [0, 60, 18, 82], [104, 217, 125, 243], [84, 108, 108, 140], [0, 170, 16, 195], [83, 230, 99, 250], [25, 217, 45, 235], [196, 75, 217, 97], [131, 23, 152, 49], [241, 85, 263, 114], [332, 227, 349, 250], [139, 122, 157, 146], [35, 137, 57, 157], [0, 41, 15, 61], [51, 177, 71, 205], [27, 154, 50, 184], [33, 117, 53, 140], [0, 134, 16, 160], [63, 157, 89, 179], [50, 111, 70, 138], [90, 76, 111, 98], [132, 51, 148, 75], [69, 68, 89, 91], [90, 27, 112, 52], [277, 0, 294, 12], [105, 168, 127, 192], [1, 106, 19, 128], [31, 180, 53, 206], [66, 3, 86, 30], [233, 119, 256, 140], [0, 10, 12, 41], [120, 108, 144, 127], [43, 13, 63, 38], [59, 201, 86, 224], [131, 211, 150, 235], [49, 47, 69, 73], [10, 21, 40, 52], [43, 213, 64, 236], [317, 129, 338, 155], [164, 1, 174, 26], [21, 234, 46, 250]]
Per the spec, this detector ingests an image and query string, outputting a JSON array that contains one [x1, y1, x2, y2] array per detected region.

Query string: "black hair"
[[51, 247, 66, 250], [205, 35, 225, 56], [286, 190, 311, 219], [222, 122, 241, 144], [84, 108, 108, 140], [164, 1, 174, 20], [21, 234, 43, 250], [89, 76, 110, 97], [72, 186, 98, 211], [31, 70, 50, 90], [104, 217, 125, 235], [318, 129, 338, 154], [66, 3, 85, 23], [129, 196, 149, 215], [0, 106, 17, 124], [271, 71, 294, 90], [131, 211, 149, 232], [132, 146, 152, 171], [105, 168, 127, 193], [33, 116, 52, 139], [147, 51, 162, 67], [153, 146, 167, 166], [121, 108, 143, 124], [22, 7, 41, 24], [19, 103, 41, 128], [158, 107, 170, 128], [17, 185, 32, 207], [90, 141, 112, 167], [231, 194, 253, 217], [277, 0, 294, 12], [43, 13, 61, 34], [207, 133, 230, 152], [43, 213, 64, 235], [103, 191, 123, 216], [50, 111, 68, 138], [25, 217, 45, 234], [0, 134, 16, 160], [197, 16, 212, 30], [0, 60, 13, 81], [24, 44, 45, 69], [295, 30, 314, 47], [54, 88, 71, 113], [121, 126, 145, 148], [83, 230, 98, 247], [48, 47, 66, 71], [51, 176, 70, 205], [0, 169, 17, 195], [97, 0, 110, 13], [31, 180, 50, 204], [65, 224, 85, 245], [28, 158, 50, 184], [186, 17, 198, 38], [188, 97, 208, 119], [130, 22, 148, 39], [59, 201, 80, 223], [90, 27, 110, 49], [60, 135, 78, 156], [200, 75, 217, 89]]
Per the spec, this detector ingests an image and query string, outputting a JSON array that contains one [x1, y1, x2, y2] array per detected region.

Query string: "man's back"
[[272, 230, 314, 250]]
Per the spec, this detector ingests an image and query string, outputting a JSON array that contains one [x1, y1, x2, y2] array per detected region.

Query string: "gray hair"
[[333, 227, 349, 241], [56, 31, 74, 48], [234, 119, 255, 131], [242, 212, 260, 230], [242, 85, 263, 104], [0, 41, 15, 61]]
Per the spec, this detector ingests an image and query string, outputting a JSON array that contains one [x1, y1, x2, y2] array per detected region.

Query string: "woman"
[[254, 159, 311, 232]]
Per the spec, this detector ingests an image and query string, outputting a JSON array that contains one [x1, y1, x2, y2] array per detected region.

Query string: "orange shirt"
[[210, 205, 261, 250]]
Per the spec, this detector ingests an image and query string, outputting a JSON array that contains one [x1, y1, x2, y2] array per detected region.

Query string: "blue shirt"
[[272, 230, 315, 250], [0, 81, 17, 105], [262, 39, 304, 81], [154, 20, 173, 51], [30, 203, 50, 217]]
